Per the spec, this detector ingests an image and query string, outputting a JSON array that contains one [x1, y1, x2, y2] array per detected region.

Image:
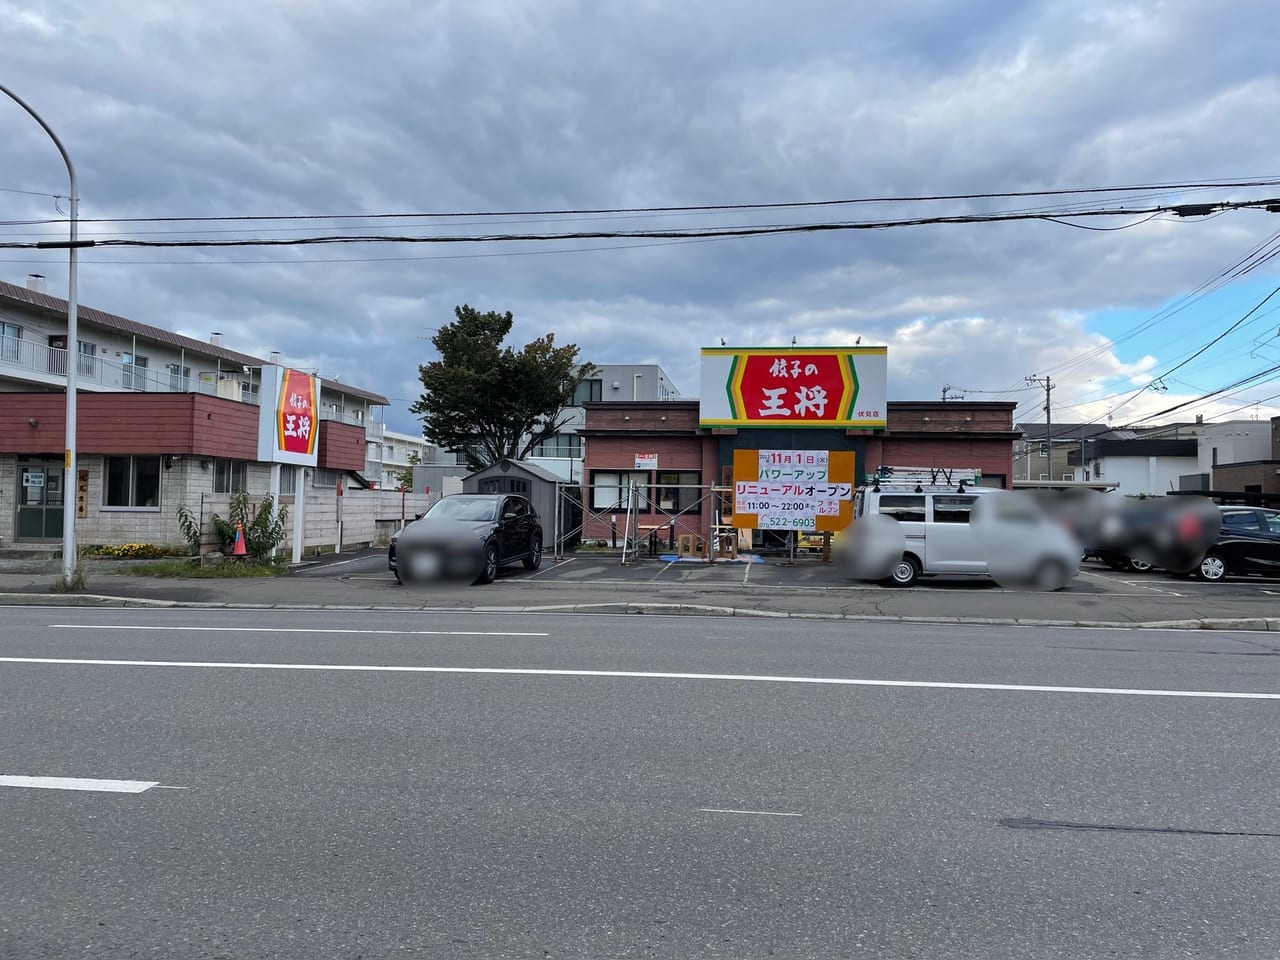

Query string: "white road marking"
[[2, 656, 1278, 700], [0, 775, 161, 793], [698, 807, 801, 817], [295, 555, 374, 571], [49, 624, 549, 638]]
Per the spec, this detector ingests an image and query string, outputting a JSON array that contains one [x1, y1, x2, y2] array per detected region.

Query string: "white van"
[[851, 471, 1080, 589]]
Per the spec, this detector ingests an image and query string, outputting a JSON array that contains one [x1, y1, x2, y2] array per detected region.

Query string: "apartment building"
[[0, 276, 391, 549]]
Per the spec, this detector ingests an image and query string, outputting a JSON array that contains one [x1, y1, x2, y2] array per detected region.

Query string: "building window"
[[212, 458, 248, 494], [103, 455, 161, 509], [167, 363, 191, 391], [573, 379, 603, 404], [0, 321, 20, 363], [312, 468, 342, 488], [1094, 462, 1103, 477], [532, 432, 582, 459], [121, 353, 149, 391], [77, 340, 97, 377], [280, 465, 297, 496], [1062, 474, 1073, 482], [1039, 473, 1050, 481], [591, 471, 650, 512], [655, 471, 701, 513], [1038, 442, 1048, 457], [1212, 447, 1219, 467]]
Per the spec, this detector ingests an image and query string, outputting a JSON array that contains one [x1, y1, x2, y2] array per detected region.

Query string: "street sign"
[[731, 449, 855, 532]]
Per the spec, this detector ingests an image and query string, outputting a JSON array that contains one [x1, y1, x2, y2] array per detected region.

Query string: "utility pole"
[[1025, 375, 1054, 479], [941, 384, 964, 402]]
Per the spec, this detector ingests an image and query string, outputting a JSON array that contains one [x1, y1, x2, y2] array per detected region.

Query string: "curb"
[[2, 592, 1279, 631]]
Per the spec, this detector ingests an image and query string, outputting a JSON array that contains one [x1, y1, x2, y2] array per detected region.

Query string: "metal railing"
[[0, 334, 257, 401]]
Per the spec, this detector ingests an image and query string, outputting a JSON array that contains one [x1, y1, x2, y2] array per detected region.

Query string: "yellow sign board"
[[731, 448, 854, 532]]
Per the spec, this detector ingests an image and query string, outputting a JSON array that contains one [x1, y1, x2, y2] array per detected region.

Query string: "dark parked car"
[[1194, 506, 1280, 582], [389, 493, 543, 585]]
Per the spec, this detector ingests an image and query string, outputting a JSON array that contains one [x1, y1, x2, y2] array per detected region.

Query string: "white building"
[[526, 363, 681, 480]]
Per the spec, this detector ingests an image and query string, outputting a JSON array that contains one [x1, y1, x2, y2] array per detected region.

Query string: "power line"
[[5, 197, 1275, 251], [6, 176, 1279, 226]]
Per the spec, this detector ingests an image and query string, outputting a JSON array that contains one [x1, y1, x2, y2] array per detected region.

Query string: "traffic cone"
[[232, 522, 247, 557]]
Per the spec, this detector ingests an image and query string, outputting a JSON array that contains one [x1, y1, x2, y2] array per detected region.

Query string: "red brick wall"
[[581, 432, 716, 542], [0, 393, 257, 458], [864, 437, 1014, 487], [317, 419, 367, 471]]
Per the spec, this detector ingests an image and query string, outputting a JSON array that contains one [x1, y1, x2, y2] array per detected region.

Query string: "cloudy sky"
[[4, 0, 1280, 437]]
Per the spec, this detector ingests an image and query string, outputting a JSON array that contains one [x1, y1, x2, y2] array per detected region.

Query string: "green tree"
[[394, 450, 422, 490], [410, 305, 591, 472]]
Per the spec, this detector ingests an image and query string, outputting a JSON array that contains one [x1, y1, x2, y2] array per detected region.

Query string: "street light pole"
[[1, 85, 80, 584]]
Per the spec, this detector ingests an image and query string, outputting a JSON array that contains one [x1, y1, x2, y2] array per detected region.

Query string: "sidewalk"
[[1, 560, 1279, 632]]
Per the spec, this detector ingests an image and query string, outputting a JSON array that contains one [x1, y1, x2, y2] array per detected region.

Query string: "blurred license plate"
[[411, 552, 441, 577]]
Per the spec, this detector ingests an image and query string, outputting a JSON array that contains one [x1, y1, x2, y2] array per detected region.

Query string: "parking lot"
[[298, 546, 1280, 600]]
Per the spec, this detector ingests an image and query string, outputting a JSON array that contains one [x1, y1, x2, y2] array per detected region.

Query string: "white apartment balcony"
[[0, 334, 254, 400]]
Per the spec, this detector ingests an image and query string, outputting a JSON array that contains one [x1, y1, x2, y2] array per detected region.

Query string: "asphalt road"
[[3, 607, 1279, 959]]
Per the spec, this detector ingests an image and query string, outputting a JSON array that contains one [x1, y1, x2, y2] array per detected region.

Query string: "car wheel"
[[474, 542, 500, 585], [1033, 559, 1068, 591], [1196, 552, 1227, 582], [888, 555, 921, 588], [1127, 557, 1153, 573], [523, 534, 543, 571]]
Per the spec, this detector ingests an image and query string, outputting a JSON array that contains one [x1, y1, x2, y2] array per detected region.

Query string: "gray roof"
[[465, 458, 565, 484], [1017, 422, 1115, 441], [0, 279, 389, 405]]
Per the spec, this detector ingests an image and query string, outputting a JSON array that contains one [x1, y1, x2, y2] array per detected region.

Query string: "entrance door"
[[16, 465, 64, 541]]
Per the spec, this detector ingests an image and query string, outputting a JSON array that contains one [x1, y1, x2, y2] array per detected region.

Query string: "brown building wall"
[[317, 419, 367, 471], [1212, 462, 1280, 494], [865, 437, 1015, 487], [0, 393, 257, 458]]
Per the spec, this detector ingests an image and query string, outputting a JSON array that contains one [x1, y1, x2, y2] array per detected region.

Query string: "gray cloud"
[[4, 0, 1280, 436]]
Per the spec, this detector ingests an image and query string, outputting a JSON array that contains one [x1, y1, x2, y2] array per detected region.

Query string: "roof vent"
[[26, 274, 46, 293], [210, 332, 223, 346]]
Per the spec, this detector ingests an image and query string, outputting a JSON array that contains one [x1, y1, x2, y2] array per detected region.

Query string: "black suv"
[[389, 493, 543, 585], [1195, 506, 1280, 581]]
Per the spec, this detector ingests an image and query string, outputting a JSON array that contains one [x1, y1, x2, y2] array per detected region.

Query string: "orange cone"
[[232, 521, 247, 557]]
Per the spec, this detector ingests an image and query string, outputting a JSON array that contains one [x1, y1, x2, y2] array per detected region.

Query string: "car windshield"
[[424, 498, 497, 522]]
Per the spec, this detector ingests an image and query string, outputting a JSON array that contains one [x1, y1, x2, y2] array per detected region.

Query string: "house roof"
[[0, 279, 389, 405], [465, 458, 564, 484], [1017, 422, 1115, 441]]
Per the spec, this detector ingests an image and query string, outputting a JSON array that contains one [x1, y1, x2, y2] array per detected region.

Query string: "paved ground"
[[2, 547, 1277, 628], [2, 607, 1278, 959]]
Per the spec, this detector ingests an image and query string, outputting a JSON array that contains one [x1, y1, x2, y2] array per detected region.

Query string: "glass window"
[[931, 496, 976, 524], [591, 471, 650, 511], [0, 321, 20, 362], [1222, 511, 1262, 531], [122, 353, 149, 391], [655, 471, 701, 513], [532, 433, 582, 459], [1039, 473, 1050, 481], [212, 458, 248, 494], [1038, 442, 1048, 457], [573, 379, 603, 404], [1062, 474, 1073, 482], [280, 465, 297, 496], [168, 363, 191, 391], [878, 495, 925, 523], [103, 455, 161, 509], [77, 340, 97, 377]]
